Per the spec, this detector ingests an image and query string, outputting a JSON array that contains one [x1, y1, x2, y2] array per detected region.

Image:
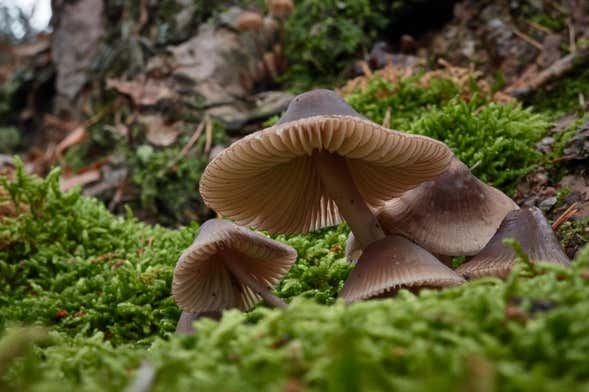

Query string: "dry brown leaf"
[[56, 126, 87, 160], [60, 169, 101, 192], [139, 115, 180, 147], [106, 75, 174, 106], [43, 114, 79, 132]]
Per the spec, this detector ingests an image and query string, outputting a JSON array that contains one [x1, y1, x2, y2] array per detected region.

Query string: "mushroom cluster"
[[172, 88, 571, 332]]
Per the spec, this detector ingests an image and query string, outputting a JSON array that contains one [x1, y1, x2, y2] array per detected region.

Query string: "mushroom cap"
[[172, 219, 297, 313], [455, 207, 570, 279], [338, 235, 465, 303], [377, 158, 518, 256], [237, 11, 264, 32], [267, 0, 294, 17], [200, 89, 453, 234]]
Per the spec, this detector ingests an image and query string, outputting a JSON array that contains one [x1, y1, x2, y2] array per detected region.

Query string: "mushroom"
[[267, 0, 294, 18], [345, 158, 518, 262], [237, 11, 264, 32], [339, 235, 465, 303], [172, 219, 297, 334], [175, 311, 222, 335], [200, 89, 453, 251], [455, 207, 570, 279]]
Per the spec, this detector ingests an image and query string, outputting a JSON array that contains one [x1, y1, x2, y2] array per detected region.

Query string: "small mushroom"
[[339, 235, 465, 303], [267, 0, 294, 18], [456, 207, 570, 279], [345, 158, 518, 261], [237, 11, 264, 32], [172, 219, 297, 333], [200, 89, 453, 251]]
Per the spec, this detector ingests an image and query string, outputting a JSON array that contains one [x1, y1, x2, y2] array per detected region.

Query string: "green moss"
[[345, 76, 550, 188], [280, 0, 390, 91], [525, 67, 589, 117], [558, 218, 589, 257], [3, 260, 589, 391], [528, 14, 565, 32], [0, 127, 20, 153], [345, 75, 463, 128], [0, 164, 351, 345]]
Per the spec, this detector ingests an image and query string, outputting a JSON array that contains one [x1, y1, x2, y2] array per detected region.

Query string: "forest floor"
[[0, 0, 588, 390]]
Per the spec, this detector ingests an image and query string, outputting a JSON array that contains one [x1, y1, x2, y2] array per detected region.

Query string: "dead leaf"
[[106, 75, 174, 106], [139, 115, 180, 147], [60, 169, 101, 192], [56, 126, 88, 160]]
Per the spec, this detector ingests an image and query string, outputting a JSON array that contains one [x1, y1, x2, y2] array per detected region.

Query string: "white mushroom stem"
[[313, 151, 386, 248], [176, 311, 221, 335], [220, 251, 288, 309]]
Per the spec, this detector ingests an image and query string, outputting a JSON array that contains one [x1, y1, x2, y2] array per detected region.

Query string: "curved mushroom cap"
[[338, 235, 465, 303], [267, 0, 294, 17], [172, 219, 297, 313], [237, 11, 264, 32], [200, 89, 453, 234], [378, 158, 518, 256], [455, 207, 570, 279]]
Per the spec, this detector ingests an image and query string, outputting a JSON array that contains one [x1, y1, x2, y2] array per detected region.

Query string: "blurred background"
[[0, 0, 587, 230]]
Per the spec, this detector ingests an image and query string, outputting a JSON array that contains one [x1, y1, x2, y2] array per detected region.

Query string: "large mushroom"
[[346, 158, 518, 262], [172, 219, 297, 334], [455, 207, 570, 279], [339, 235, 465, 303], [200, 89, 453, 250]]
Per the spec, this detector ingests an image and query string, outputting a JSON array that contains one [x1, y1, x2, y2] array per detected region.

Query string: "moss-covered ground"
[[1, 68, 588, 391]]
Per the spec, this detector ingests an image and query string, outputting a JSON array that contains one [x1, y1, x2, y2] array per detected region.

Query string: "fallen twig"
[[507, 48, 589, 97], [552, 202, 579, 231], [382, 107, 391, 129], [513, 28, 543, 51], [156, 116, 208, 178], [204, 116, 213, 154], [523, 19, 553, 34]]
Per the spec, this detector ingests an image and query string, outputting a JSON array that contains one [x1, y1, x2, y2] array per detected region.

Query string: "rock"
[[563, 118, 589, 160], [536, 136, 554, 154], [539, 196, 557, 210]]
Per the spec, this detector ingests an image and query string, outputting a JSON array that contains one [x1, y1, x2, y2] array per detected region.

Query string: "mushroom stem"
[[220, 251, 288, 308], [313, 151, 386, 248], [176, 310, 222, 335]]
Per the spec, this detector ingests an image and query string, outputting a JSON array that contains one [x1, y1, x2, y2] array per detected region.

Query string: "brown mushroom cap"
[[200, 89, 453, 234], [267, 0, 294, 17], [172, 219, 296, 313], [338, 235, 465, 303], [455, 207, 570, 279], [237, 11, 264, 32], [377, 158, 518, 256]]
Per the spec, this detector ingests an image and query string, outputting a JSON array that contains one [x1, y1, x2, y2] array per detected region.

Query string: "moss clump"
[[280, 0, 389, 91], [0, 164, 352, 345], [557, 218, 589, 258], [410, 100, 549, 188], [0, 163, 194, 344], [525, 67, 589, 117], [1, 163, 589, 391], [3, 259, 589, 391], [345, 74, 550, 188]]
